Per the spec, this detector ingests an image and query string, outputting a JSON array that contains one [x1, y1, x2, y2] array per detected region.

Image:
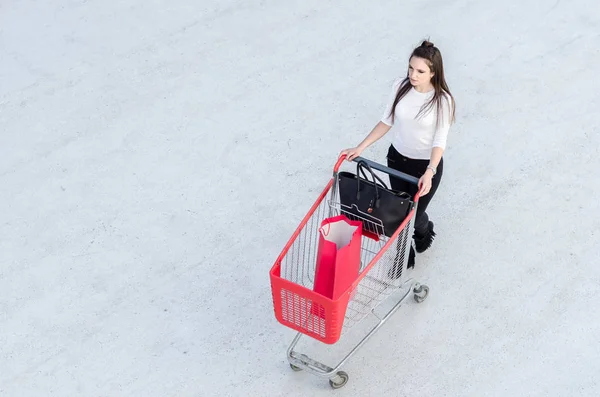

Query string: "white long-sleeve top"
[[380, 79, 453, 160]]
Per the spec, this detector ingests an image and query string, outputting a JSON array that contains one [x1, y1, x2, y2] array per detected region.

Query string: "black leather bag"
[[337, 160, 413, 238]]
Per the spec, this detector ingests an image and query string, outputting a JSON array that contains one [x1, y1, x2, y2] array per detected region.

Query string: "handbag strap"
[[356, 160, 388, 208], [356, 160, 390, 190], [355, 160, 411, 206]]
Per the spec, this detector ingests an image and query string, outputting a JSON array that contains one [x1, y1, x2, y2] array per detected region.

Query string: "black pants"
[[386, 144, 443, 236]]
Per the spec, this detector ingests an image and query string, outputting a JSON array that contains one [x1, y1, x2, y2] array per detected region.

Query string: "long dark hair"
[[389, 40, 456, 128]]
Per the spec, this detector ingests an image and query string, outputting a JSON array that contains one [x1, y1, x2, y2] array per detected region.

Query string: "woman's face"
[[408, 56, 435, 88]]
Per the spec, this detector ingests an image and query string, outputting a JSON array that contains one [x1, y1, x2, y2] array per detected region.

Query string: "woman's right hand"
[[340, 147, 363, 161]]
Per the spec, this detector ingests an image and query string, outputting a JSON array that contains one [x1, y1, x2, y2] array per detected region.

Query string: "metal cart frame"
[[270, 155, 429, 389]]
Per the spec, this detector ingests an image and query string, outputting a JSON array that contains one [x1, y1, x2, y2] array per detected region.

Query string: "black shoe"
[[407, 245, 416, 269], [388, 246, 415, 279], [414, 221, 436, 253]]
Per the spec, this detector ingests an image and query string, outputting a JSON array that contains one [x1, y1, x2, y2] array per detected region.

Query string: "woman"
[[341, 40, 456, 268]]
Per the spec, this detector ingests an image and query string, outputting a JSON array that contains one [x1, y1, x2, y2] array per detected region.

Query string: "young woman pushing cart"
[[341, 40, 456, 267]]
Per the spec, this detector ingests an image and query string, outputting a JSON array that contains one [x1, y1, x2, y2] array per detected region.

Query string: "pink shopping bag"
[[312, 215, 362, 302]]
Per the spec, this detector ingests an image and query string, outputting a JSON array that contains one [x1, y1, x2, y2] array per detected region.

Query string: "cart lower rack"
[[269, 155, 429, 389]]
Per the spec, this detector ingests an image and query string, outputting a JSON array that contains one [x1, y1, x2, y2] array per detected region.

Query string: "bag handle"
[[334, 155, 420, 186], [355, 160, 386, 209], [357, 160, 390, 190], [355, 161, 411, 205]]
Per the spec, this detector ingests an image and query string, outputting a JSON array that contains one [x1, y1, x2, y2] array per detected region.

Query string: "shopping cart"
[[269, 154, 430, 389]]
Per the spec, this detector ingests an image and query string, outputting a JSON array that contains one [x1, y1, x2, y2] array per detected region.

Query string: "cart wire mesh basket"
[[270, 157, 416, 344]]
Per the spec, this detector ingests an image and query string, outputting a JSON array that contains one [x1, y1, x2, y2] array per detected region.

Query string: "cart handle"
[[334, 154, 420, 186]]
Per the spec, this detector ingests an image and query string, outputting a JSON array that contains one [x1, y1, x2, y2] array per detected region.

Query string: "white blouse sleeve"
[[380, 79, 403, 126], [431, 94, 454, 149]]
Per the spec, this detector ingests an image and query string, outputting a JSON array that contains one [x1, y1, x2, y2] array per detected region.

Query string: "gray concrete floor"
[[2, 0, 600, 396]]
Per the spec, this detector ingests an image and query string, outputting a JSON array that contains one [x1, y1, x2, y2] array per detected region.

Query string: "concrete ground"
[[2, 0, 600, 396]]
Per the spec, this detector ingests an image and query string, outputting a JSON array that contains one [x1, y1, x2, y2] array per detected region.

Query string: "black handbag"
[[337, 160, 413, 238]]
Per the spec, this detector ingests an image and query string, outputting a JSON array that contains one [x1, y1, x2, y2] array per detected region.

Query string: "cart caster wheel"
[[413, 285, 429, 303], [289, 363, 303, 372], [329, 371, 349, 389]]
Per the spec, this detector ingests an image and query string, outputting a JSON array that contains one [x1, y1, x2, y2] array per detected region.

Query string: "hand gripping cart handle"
[[269, 155, 430, 389]]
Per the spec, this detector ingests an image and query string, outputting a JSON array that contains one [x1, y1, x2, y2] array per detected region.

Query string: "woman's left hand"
[[418, 170, 434, 196]]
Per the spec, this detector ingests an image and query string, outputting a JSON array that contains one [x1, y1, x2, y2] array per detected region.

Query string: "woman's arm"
[[420, 95, 453, 195], [427, 147, 444, 170], [418, 147, 444, 196], [340, 121, 392, 161]]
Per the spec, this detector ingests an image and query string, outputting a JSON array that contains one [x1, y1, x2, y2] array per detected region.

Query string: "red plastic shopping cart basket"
[[269, 155, 425, 344]]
